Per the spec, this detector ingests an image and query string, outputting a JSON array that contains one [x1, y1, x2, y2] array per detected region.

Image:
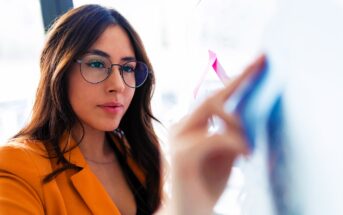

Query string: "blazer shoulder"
[[0, 140, 50, 213], [0, 139, 52, 184]]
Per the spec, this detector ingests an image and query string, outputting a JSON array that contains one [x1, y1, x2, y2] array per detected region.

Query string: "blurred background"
[[0, 0, 342, 214]]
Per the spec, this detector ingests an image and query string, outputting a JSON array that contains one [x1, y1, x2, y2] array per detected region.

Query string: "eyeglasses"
[[76, 53, 149, 88]]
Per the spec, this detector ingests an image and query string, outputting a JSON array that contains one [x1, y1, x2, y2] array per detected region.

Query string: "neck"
[[72, 123, 115, 162]]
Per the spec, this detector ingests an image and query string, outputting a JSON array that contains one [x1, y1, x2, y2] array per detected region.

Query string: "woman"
[[0, 4, 265, 215], [0, 4, 160, 215]]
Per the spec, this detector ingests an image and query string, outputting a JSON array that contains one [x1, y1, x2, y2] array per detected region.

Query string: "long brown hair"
[[13, 4, 162, 212]]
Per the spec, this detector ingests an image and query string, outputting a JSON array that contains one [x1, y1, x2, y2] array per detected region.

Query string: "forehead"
[[88, 25, 135, 62]]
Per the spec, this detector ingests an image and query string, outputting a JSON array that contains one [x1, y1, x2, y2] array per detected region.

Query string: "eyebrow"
[[86, 49, 136, 62]]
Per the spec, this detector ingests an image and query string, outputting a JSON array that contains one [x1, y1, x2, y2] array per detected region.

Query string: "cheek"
[[67, 68, 92, 115]]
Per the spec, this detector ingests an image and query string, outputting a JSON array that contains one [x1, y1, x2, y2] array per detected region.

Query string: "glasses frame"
[[75, 54, 150, 88]]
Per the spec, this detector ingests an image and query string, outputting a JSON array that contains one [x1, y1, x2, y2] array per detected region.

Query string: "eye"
[[122, 64, 135, 73], [86, 61, 106, 69]]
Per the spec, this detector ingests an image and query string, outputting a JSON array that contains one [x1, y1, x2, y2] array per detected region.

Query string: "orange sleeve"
[[0, 145, 44, 214]]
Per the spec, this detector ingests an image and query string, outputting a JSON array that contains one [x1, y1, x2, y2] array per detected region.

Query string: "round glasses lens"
[[80, 54, 110, 83], [122, 61, 148, 88]]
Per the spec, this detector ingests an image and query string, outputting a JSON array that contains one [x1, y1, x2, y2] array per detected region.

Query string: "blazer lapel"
[[60, 132, 122, 215], [70, 165, 121, 214]]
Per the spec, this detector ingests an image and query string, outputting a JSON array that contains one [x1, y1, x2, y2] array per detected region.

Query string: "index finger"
[[220, 54, 266, 100]]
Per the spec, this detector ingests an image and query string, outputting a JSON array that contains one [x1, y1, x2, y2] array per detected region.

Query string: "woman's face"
[[68, 25, 136, 132]]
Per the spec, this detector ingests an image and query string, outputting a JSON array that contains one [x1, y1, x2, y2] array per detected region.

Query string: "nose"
[[106, 66, 125, 93]]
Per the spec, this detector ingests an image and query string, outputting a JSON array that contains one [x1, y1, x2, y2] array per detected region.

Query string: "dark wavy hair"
[[13, 4, 162, 213]]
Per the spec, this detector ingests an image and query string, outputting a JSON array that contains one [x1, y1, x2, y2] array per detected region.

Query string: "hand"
[[168, 55, 266, 215]]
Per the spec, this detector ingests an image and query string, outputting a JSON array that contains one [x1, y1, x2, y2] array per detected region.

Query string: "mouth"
[[98, 102, 124, 114]]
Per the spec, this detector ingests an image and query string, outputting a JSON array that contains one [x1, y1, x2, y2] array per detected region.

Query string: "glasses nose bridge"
[[107, 63, 124, 85], [109, 63, 123, 73]]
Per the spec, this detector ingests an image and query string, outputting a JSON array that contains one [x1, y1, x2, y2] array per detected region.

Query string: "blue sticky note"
[[225, 57, 283, 150], [235, 60, 270, 150]]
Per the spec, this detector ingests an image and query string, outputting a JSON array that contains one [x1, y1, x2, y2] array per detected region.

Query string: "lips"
[[98, 102, 124, 114]]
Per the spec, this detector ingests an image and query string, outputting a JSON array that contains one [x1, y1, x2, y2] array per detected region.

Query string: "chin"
[[102, 121, 121, 132], [89, 117, 122, 132]]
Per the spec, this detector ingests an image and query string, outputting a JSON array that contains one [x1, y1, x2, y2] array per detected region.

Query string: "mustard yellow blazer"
[[0, 133, 144, 214]]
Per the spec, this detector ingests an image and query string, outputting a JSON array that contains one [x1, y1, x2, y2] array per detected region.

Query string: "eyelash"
[[87, 61, 106, 68], [84, 55, 137, 73]]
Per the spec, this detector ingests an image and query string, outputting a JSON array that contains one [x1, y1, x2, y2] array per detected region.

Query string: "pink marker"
[[193, 50, 230, 98]]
